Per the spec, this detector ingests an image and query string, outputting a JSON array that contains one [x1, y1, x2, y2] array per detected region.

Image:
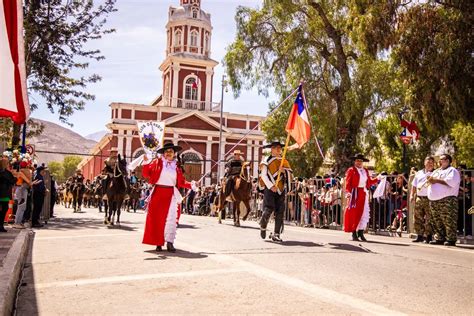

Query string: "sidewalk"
[[0, 227, 32, 316]]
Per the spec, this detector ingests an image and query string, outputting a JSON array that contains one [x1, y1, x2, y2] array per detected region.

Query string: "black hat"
[[263, 141, 285, 149], [351, 153, 369, 162], [36, 166, 47, 172], [157, 142, 182, 154]]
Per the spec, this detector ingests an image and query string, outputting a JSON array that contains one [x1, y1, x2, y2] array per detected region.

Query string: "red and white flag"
[[0, 0, 30, 124], [285, 85, 311, 148]]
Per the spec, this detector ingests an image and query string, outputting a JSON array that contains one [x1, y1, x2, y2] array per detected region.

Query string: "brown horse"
[[217, 162, 252, 227], [105, 155, 128, 226]]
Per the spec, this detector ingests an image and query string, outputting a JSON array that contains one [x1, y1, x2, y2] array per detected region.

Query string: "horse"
[[217, 162, 252, 227], [62, 185, 73, 208], [126, 182, 141, 213], [104, 155, 128, 226], [71, 181, 85, 212]]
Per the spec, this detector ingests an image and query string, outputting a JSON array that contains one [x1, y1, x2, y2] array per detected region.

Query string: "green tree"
[[48, 161, 64, 182], [354, 1, 474, 165], [451, 122, 474, 167], [224, 0, 399, 175], [62, 156, 82, 180]]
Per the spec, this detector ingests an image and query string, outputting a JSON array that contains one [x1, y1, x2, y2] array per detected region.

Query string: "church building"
[[78, 0, 266, 185]]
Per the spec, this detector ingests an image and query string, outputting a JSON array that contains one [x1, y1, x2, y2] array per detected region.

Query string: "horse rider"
[[72, 169, 85, 186], [71, 169, 86, 211], [224, 149, 245, 196], [259, 141, 293, 242]]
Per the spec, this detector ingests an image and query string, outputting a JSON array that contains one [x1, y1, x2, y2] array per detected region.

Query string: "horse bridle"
[[239, 163, 251, 183]]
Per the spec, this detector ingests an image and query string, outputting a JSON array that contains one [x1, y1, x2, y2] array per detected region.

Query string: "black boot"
[[412, 235, 424, 243], [352, 231, 359, 241], [156, 246, 162, 252], [166, 242, 176, 253], [357, 230, 367, 242], [260, 228, 266, 239]]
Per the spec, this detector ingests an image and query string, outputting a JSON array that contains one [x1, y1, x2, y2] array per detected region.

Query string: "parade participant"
[[259, 141, 293, 242], [141, 142, 195, 252], [32, 166, 47, 228], [427, 154, 461, 246], [344, 154, 378, 242], [0, 157, 17, 232], [72, 169, 85, 184], [410, 156, 435, 243], [224, 149, 245, 196], [102, 147, 119, 190]]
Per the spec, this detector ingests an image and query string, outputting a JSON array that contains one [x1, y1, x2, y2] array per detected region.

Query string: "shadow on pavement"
[[365, 240, 409, 247], [106, 224, 137, 231], [14, 233, 38, 315], [273, 240, 324, 247], [327, 243, 374, 253], [36, 216, 139, 232], [144, 249, 209, 259], [177, 224, 198, 229]]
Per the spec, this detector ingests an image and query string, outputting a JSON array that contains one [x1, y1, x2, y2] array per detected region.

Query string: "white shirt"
[[412, 169, 433, 197], [427, 166, 460, 201], [357, 167, 367, 188], [156, 160, 177, 187]]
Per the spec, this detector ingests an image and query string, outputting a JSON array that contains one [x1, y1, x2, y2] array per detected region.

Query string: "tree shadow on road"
[[143, 249, 209, 260]]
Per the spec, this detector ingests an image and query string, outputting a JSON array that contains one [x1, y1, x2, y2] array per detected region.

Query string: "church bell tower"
[[159, 0, 218, 111]]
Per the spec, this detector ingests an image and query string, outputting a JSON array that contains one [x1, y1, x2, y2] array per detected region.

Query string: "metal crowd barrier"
[[189, 168, 473, 239]]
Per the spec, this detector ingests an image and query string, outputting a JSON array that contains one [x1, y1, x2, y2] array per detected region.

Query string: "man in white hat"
[[223, 149, 245, 196]]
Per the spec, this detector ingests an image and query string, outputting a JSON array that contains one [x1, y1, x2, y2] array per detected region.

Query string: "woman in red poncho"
[[142, 142, 194, 252], [344, 154, 378, 241]]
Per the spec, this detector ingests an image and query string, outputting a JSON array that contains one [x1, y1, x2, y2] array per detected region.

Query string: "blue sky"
[[31, 0, 275, 137]]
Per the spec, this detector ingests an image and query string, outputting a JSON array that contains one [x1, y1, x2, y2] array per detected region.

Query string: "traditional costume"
[[343, 154, 378, 241], [259, 141, 293, 242], [141, 143, 192, 252]]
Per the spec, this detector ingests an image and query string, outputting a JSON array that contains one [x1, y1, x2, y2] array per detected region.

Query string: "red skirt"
[[343, 187, 367, 232], [142, 186, 173, 246]]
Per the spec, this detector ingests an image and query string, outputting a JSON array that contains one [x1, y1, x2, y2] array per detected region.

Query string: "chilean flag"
[[285, 85, 311, 148], [0, 0, 30, 124]]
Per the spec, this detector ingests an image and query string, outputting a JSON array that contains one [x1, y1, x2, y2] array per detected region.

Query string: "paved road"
[[15, 205, 473, 315]]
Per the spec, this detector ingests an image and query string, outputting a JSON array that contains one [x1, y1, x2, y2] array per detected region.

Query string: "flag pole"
[[275, 132, 291, 188]]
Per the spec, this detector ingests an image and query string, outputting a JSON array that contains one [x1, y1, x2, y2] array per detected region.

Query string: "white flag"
[[137, 121, 165, 157], [372, 176, 387, 199]]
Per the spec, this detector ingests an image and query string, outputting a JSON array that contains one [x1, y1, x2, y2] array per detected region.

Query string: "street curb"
[[0, 229, 33, 316]]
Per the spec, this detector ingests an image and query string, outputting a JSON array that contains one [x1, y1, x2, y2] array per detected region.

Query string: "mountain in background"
[[85, 130, 107, 142], [29, 118, 97, 165]]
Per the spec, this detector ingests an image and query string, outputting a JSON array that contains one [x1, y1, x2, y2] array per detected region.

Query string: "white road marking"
[[35, 233, 137, 240], [180, 241, 407, 316], [34, 268, 246, 289]]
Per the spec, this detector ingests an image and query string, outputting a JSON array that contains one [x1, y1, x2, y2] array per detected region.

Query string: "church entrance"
[[181, 152, 203, 182]]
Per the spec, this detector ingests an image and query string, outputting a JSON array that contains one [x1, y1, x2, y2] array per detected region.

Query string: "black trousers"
[[0, 201, 9, 229], [260, 188, 285, 234], [32, 192, 45, 224]]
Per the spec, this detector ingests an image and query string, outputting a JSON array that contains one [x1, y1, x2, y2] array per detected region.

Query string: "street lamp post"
[[217, 75, 227, 183]]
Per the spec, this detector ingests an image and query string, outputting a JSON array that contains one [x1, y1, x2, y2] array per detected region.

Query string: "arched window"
[[174, 30, 182, 47], [204, 34, 210, 52], [190, 30, 198, 47], [192, 8, 198, 19], [182, 152, 201, 163], [184, 77, 198, 100]]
